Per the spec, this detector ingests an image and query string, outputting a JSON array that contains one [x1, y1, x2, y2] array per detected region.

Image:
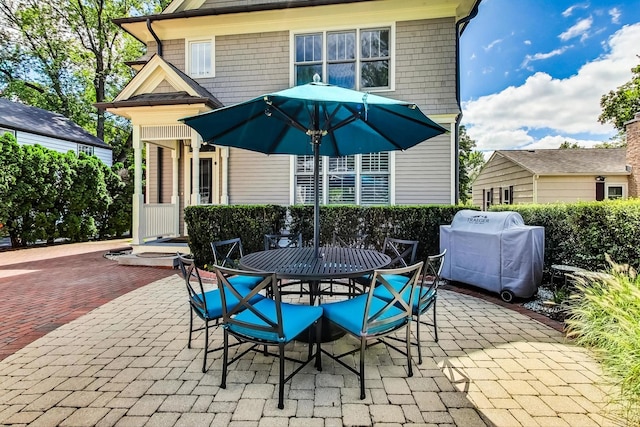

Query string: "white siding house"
[[98, 0, 482, 247], [0, 99, 112, 166]]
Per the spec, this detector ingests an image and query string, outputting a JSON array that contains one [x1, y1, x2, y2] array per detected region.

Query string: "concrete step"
[[117, 253, 179, 268]]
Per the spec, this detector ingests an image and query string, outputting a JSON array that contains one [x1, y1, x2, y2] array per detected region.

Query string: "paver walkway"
[[0, 240, 176, 361], [0, 241, 626, 426]]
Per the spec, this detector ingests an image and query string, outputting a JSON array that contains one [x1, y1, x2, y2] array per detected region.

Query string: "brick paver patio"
[[0, 242, 625, 426]]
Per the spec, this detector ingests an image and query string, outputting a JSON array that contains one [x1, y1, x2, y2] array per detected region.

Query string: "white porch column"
[[220, 146, 229, 204], [132, 125, 144, 245], [191, 133, 201, 206], [172, 143, 180, 236]]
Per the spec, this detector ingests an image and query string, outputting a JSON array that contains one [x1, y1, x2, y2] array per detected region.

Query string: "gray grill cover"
[[439, 210, 544, 298]]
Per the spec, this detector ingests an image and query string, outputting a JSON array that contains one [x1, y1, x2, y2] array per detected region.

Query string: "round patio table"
[[240, 246, 391, 342]]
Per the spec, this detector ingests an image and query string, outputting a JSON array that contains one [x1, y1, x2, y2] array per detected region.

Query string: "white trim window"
[[0, 127, 16, 138], [77, 144, 94, 156], [607, 184, 625, 200], [294, 153, 390, 206], [187, 38, 214, 78], [294, 27, 392, 90]]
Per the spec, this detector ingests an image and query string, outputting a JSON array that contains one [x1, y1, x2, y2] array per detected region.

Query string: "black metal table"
[[240, 247, 391, 342]]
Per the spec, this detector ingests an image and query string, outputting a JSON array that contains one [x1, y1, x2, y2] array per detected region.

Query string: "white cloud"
[[521, 46, 572, 69], [462, 23, 640, 152], [562, 3, 589, 18], [609, 7, 621, 24], [484, 38, 503, 51], [559, 17, 593, 41], [524, 40, 532, 45]]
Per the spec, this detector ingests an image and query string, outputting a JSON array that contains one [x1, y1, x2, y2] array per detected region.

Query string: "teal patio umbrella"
[[181, 76, 447, 258]]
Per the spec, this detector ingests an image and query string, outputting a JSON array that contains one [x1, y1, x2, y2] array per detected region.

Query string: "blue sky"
[[460, 0, 640, 154]]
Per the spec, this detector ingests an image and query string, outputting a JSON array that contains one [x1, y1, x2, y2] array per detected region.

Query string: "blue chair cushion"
[[228, 274, 264, 289], [229, 300, 323, 343], [321, 294, 407, 336], [373, 280, 436, 315], [194, 285, 264, 319]]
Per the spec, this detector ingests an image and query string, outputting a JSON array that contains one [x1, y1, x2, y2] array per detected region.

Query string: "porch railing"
[[143, 203, 178, 239]]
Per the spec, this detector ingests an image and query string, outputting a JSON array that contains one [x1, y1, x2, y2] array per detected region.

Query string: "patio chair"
[[211, 237, 263, 289], [215, 265, 323, 409], [320, 262, 423, 399], [323, 232, 370, 297], [264, 233, 305, 296], [352, 237, 419, 289], [176, 253, 265, 373], [264, 233, 303, 250], [374, 250, 446, 364]]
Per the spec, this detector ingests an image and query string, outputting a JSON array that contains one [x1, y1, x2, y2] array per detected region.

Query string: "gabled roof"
[[495, 148, 629, 175], [95, 55, 222, 111], [0, 99, 110, 149]]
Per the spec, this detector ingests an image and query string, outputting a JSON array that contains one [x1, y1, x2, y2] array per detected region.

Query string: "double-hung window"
[[293, 27, 392, 205], [187, 38, 213, 78], [294, 27, 391, 89], [77, 144, 94, 157]]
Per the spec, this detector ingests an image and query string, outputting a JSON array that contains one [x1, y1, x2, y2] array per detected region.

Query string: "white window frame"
[[290, 152, 395, 206], [0, 127, 16, 138], [606, 183, 626, 200], [77, 144, 94, 157], [186, 37, 215, 78], [290, 24, 395, 92]]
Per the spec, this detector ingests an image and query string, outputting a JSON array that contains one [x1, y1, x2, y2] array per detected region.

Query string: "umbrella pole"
[[313, 137, 321, 258]]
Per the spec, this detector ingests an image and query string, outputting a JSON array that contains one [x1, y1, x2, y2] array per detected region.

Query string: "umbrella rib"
[[376, 104, 448, 133], [340, 104, 404, 150], [199, 108, 267, 143]]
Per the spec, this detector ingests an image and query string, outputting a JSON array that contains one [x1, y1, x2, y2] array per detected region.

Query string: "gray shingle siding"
[[394, 19, 458, 115]]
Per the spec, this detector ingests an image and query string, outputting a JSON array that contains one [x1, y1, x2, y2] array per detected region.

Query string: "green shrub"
[[565, 255, 640, 424]]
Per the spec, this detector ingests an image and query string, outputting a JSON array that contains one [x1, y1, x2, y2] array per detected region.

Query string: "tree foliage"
[[599, 63, 640, 134], [559, 140, 581, 149], [0, 133, 131, 247], [458, 125, 485, 204]]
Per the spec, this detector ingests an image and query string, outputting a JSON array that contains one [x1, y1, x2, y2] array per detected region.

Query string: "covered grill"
[[439, 210, 544, 302]]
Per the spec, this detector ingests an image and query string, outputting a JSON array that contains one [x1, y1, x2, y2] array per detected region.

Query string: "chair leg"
[[406, 323, 413, 377], [278, 342, 285, 409], [221, 329, 228, 389], [202, 321, 209, 373], [188, 309, 194, 349], [433, 300, 438, 342], [416, 313, 423, 365], [359, 338, 366, 400], [315, 319, 322, 371]]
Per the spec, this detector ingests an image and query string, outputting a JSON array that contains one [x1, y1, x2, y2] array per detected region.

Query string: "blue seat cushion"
[[373, 280, 436, 315], [193, 285, 264, 319], [228, 274, 264, 289], [321, 294, 407, 336], [229, 300, 323, 343]]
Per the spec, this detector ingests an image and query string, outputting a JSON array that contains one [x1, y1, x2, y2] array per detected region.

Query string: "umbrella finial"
[[312, 73, 321, 83]]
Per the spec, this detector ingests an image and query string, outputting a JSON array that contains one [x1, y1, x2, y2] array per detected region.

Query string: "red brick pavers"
[[0, 240, 176, 361]]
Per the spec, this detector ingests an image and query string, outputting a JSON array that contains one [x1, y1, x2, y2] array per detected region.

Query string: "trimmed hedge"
[[492, 200, 640, 271], [184, 204, 287, 265], [185, 204, 469, 266]]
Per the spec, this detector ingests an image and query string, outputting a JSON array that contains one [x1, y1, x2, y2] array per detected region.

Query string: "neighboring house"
[[472, 149, 630, 210], [0, 99, 112, 167], [99, 0, 482, 247]]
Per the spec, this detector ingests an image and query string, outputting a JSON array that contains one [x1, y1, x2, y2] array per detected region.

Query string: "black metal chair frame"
[[216, 265, 322, 409], [322, 232, 370, 298], [211, 237, 245, 268], [176, 253, 243, 373], [384, 250, 446, 364], [264, 233, 306, 297], [321, 262, 423, 399]]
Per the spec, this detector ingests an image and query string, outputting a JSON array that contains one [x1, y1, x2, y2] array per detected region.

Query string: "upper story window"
[[294, 27, 391, 90], [187, 38, 214, 78], [78, 144, 94, 156]]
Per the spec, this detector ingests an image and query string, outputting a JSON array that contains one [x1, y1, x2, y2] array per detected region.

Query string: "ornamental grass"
[[565, 254, 640, 424]]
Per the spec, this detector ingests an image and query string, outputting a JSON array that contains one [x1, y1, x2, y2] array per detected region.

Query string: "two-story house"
[[98, 0, 481, 249]]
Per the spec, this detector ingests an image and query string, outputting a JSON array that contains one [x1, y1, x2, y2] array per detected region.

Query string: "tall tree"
[[0, 0, 165, 145], [459, 125, 485, 204], [559, 141, 581, 149], [599, 62, 640, 134]]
